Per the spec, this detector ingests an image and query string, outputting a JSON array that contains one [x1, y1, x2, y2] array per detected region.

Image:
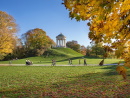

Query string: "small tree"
[[66, 41, 80, 52], [80, 45, 86, 55], [90, 42, 105, 58]]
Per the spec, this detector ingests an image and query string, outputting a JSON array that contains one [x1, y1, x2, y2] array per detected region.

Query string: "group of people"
[[26, 59, 33, 65], [69, 59, 87, 65], [51, 59, 87, 66], [25, 59, 87, 66]]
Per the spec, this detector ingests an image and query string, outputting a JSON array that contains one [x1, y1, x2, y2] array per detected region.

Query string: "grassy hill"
[[0, 48, 84, 65], [43, 48, 83, 58], [0, 48, 122, 65]]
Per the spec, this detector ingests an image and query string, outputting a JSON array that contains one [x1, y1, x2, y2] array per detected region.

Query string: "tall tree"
[[22, 28, 55, 49], [90, 42, 105, 57], [22, 28, 55, 56], [63, 0, 130, 66], [0, 11, 18, 59]]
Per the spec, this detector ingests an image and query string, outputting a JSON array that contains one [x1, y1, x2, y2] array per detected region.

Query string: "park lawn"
[[0, 56, 123, 65], [0, 65, 130, 97]]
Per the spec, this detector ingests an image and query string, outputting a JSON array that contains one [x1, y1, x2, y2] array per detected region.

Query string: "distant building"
[[56, 33, 66, 48]]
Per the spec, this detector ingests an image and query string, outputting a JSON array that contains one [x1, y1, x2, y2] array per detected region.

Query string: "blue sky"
[[1, 0, 91, 46]]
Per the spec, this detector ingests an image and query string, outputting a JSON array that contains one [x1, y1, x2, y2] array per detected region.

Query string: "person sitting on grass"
[[99, 59, 104, 66], [26, 59, 33, 65]]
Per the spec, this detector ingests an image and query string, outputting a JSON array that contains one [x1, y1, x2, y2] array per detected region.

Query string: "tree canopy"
[[0, 11, 18, 59], [66, 41, 80, 52], [22, 28, 55, 50], [63, 0, 130, 66]]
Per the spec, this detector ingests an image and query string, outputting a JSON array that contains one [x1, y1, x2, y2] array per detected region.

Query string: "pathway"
[[0, 63, 123, 66]]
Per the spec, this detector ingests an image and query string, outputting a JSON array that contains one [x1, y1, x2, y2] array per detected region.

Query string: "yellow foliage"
[[116, 66, 127, 79], [23, 28, 55, 49], [116, 66, 127, 73], [0, 11, 18, 57], [124, 62, 130, 68], [63, 0, 130, 65]]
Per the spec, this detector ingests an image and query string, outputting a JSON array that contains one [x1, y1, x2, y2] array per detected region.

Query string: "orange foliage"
[[116, 66, 127, 79]]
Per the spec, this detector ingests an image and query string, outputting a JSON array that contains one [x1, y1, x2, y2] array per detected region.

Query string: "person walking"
[[52, 59, 56, 66], [79, 59, 81, 65], [84, 59, 87, 66], [53, 59, 56, 66]]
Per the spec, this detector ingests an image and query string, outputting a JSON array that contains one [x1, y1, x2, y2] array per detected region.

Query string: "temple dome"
[[56, 33, 66, 39]]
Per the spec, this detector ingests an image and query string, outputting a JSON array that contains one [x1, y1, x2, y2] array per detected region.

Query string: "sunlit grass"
[[0, 48, 123, 65], [0, 57, 122, 65], [0, 66, 130, 97]]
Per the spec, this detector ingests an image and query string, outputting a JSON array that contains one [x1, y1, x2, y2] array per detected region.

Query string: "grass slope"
[[0, 48, 83, 65], [0, 66, 130, 97], [0, 48, 122, 65]]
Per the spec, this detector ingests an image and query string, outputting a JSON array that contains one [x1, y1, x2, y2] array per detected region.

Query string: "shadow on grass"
[[49, 71, 129, 97], [1, 67, 130, 98], [101, 65, 117, 70]]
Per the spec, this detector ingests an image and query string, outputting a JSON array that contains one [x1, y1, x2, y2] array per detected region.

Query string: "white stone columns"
[[56, 39, 58, 47], [56, 33, 66, 48], [56, 39, 65, 47], [59, 40, 61, 47], [64, 39, 66, 47], [56, 39, 63, 47], [62, 39, 64, 47]]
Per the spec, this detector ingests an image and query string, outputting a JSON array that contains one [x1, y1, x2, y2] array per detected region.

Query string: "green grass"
[[0, 57, 122, 65], [1, 66, 130, 97], [0, 48, 123, 65]]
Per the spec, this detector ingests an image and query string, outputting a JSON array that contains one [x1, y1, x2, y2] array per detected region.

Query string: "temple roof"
[[56, 33, 66, 38]]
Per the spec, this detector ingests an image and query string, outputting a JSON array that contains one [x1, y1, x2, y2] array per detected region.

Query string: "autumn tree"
[[3, 38, 25, 60], [66, 41, 80, 52], [80, 45, 86, 55], [86, 45, 92, 56], [91, 43, 105, 58], [0, 11, 18, 60], [63, 0, 130, 79], [63, 0, 130, 60], [22, 28, 55, 56]]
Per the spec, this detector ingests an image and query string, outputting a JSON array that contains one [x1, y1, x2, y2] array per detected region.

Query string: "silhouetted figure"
[[68, 59, 71, 65], [51, 59, 54, 66], [84, 59, 87, 65], [52, 59, 56, 66], [68, 59, 73, 65], [71, 59, 73, 65], [99, 59, 104, 66], [79, 59, 81, 65], [53, 59, 56, 66]]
